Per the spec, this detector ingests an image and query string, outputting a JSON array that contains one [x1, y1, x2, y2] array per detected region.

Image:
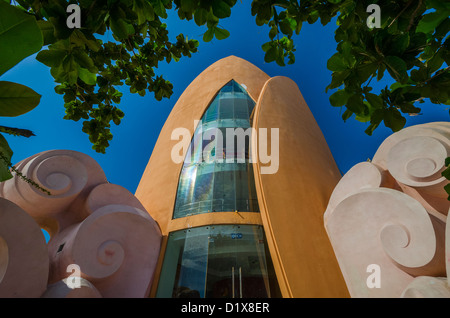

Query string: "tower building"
[[135, 56, 349, 298]]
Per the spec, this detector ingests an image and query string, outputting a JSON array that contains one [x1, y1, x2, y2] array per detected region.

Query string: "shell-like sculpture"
[[0, 150, 108, 235], [47, 204, 161, 298], [325, 122, 450, 298], [0, 198, 49, 297], [0, 150, 161, 298], [401, 276, 450, 298], [373, 122, 450, 218]]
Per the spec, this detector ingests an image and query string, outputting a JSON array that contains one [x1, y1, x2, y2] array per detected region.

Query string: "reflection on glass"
[[173, 80, 260, 218], [156, 225, 280, 298]]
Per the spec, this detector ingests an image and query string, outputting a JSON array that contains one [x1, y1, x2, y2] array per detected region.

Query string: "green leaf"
[[78, 67, 97, 85], [427, 50, 444, 74], [384, 56, 408, 83], [365, 109, 384, 136], [194, 7, 208, 26], [342, 109, 353, 122], [61, 55, 79, 84], [384, 107, 406, 132], [356, 62, 377, 83], [203, 27, 214, 42], [110, 18, 135, 40], [0, 134, 13, 181], [214, 26, 230, 40], [279, 20, 293, 36], [0, 81, 41, 117], [261, 42, 272, 52], [365, 92, 384, 109], [441, 165, 450, 179], [73, 50, 97, 73], [36, 48, 66, 68], [417, 10, 450, 35], [329, 89, 349, 107], [340, 41, 355, 67], [151, 0, 168, 18], [327, 53, 347, 72], [444, 183, 450, 200], [37, 20, 56, 46], [346, 94, 365, 114], [264, 46, 277, 63], [212, 0, 231, 19], [326, 69, 351, 91], [0, 2, 43, 75], [387, 33, 410, 56], [181, 0, 197, 12]]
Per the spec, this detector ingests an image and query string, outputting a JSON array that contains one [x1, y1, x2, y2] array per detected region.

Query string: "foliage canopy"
[[1, 0, 449, 196]]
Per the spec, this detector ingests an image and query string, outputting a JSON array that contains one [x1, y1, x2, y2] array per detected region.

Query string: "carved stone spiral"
[[0, 149, 162, 298], [324, 162, 386, 225], [47, 204, 161, 297], [0, 150, 107, 235], [386, 136, 448, 191], [326, 188, 445, 297], [401, 276, 450, 298], [372, 123, 450, 199]]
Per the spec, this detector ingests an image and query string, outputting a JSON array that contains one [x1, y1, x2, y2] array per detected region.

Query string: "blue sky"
[[1, 1, 449, 195]]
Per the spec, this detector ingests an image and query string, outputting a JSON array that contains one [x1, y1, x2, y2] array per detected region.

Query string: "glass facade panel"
[[173, 80, 260, 218], [156, 225, 280, 298]]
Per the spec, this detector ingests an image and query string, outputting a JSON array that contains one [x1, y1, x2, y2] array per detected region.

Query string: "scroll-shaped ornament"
[[372, 122, 450, 218], [47, 203, 161, 297], [324, 162, 388, 225], [0, 150, 107, 235], [401, 276, 450, 298], [326, 188, 445, 297]]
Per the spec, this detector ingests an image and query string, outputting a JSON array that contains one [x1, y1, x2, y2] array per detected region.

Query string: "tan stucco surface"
[[252, 76, 349, 297], [135, 56, 270, 235], [135, 56, 349, 297]]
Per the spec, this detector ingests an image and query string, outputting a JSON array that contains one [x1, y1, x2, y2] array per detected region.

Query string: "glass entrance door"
[[156, 225, 279, 298]]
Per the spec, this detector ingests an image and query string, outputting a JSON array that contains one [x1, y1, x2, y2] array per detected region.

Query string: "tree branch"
[[407, 0, 424, 31], [388, 0, 414, 28]]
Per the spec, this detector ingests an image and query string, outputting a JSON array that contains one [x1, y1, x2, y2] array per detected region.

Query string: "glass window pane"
[[234, 98, 249, 120], [219, 98, 234, 120], [203, 98, 219, 123], [172, 80, 260, 218], [156, 225, 281, 298]]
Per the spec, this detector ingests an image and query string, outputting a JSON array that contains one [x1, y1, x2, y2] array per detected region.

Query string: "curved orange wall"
[[252, 76, 349, 297], [135, 56, 349, 297], [135, 56, 269, 235]]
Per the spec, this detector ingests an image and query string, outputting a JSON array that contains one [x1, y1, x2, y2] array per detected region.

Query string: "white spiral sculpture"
[[401, 276, 450, 298], [0, 150, 107, 236], [0, 150, 162, 298], [326, 188, 445, 297], [324, 162, 388, 225], [324, 122, 450, 298], [47, 203, 161, 298], [0, 198, 49, 297], [373, 122, 450, 216]]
